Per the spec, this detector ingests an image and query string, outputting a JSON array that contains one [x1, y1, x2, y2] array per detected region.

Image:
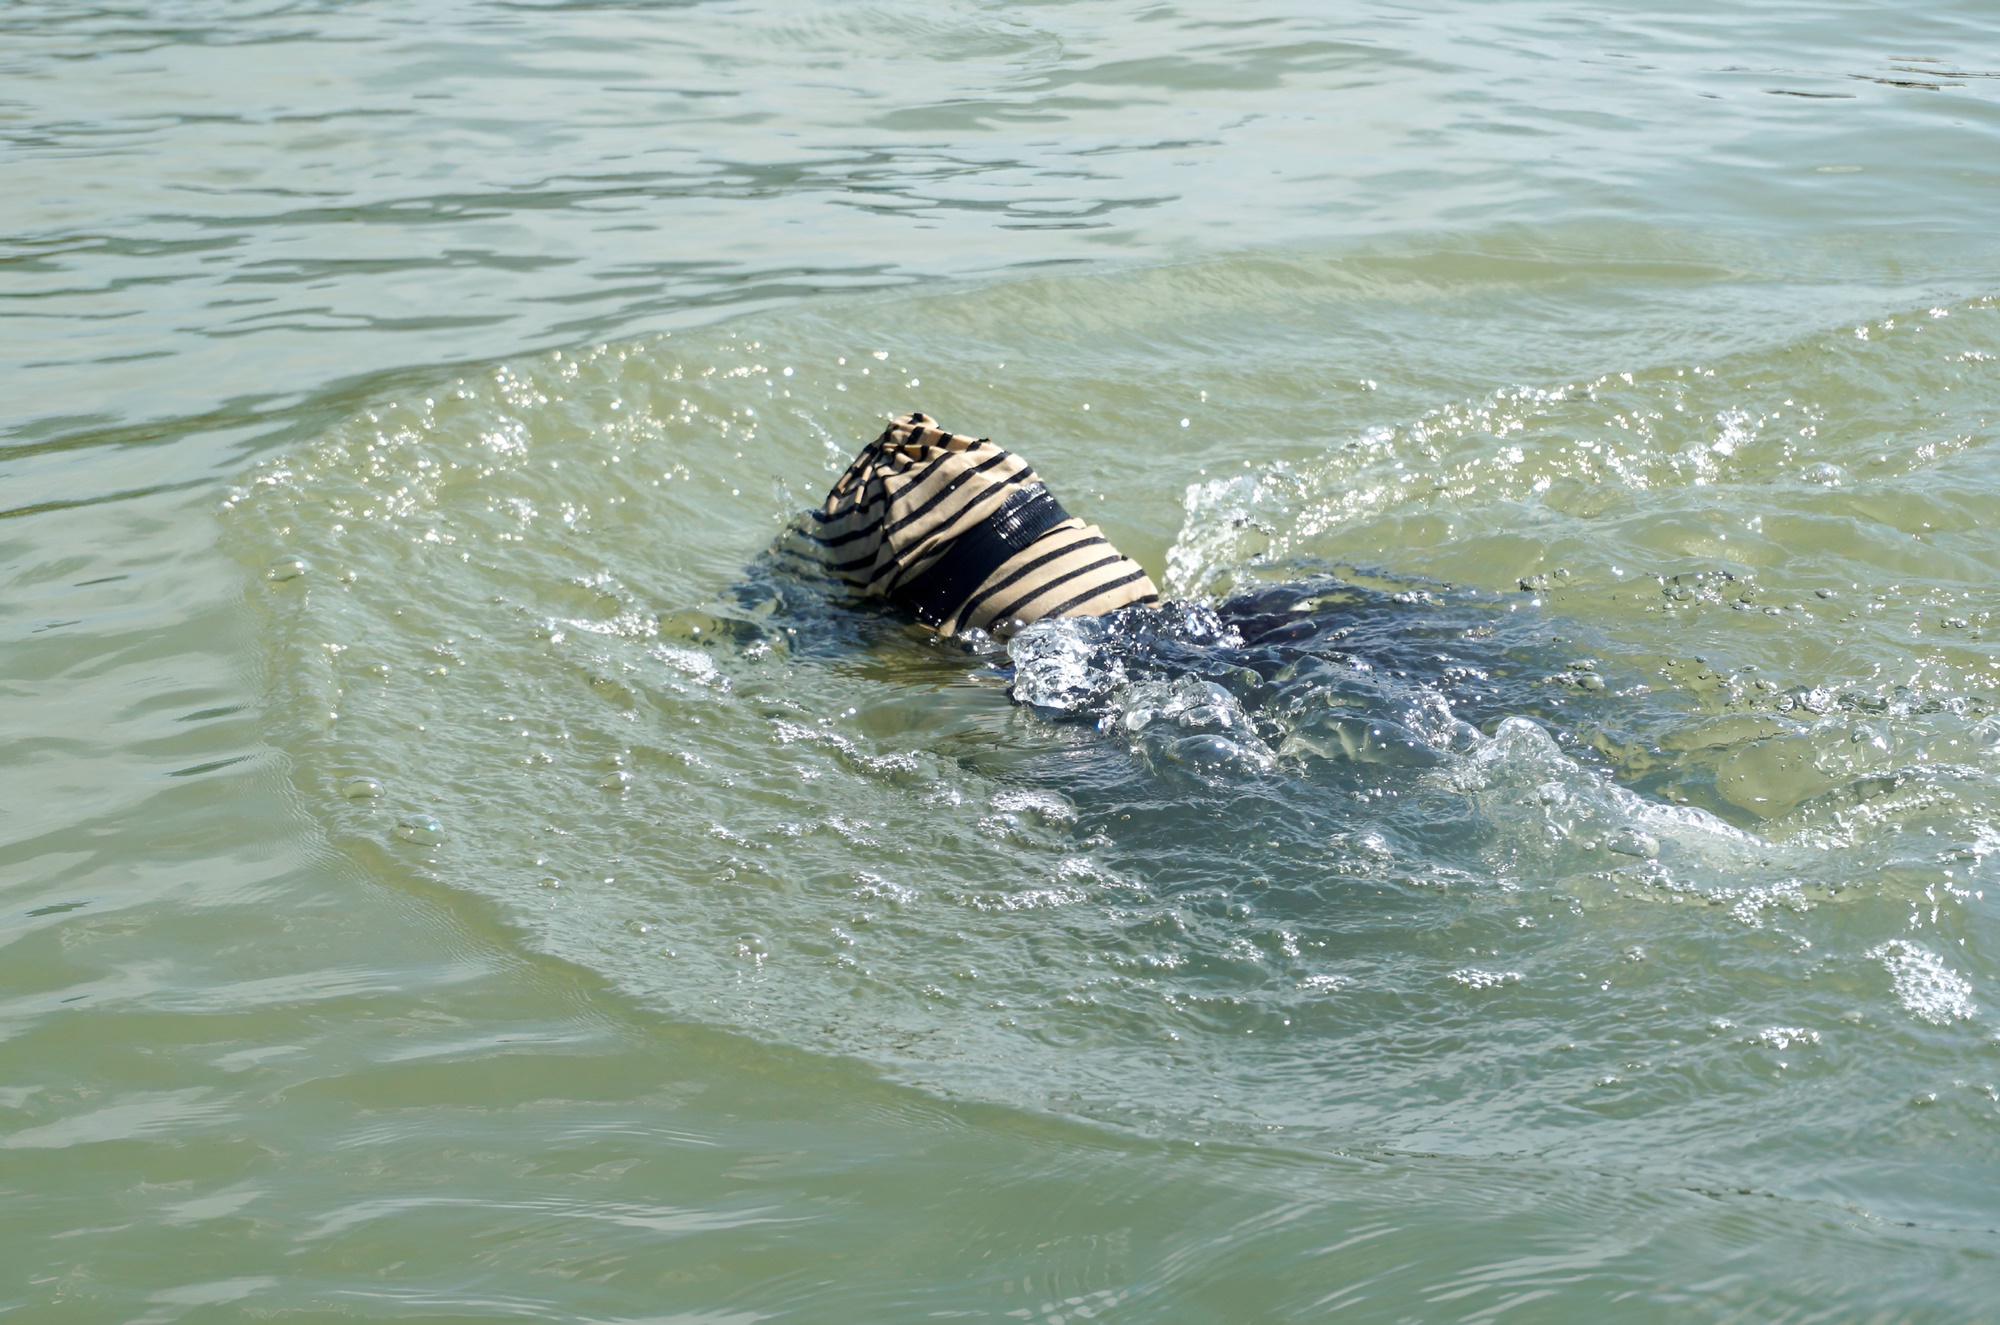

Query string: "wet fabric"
[[802, 412, 1158, 636]]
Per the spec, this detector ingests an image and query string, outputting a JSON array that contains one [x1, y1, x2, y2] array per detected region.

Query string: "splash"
[[217, 299, 2000, 1173]]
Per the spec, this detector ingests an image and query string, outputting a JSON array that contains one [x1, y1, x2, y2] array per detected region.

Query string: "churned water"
[[7, 1, 2000, 1319]]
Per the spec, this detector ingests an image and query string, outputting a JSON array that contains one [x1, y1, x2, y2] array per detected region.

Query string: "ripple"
[[216, 253, 2000, 1291]]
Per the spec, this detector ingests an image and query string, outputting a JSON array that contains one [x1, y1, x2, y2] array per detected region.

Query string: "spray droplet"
[[266, 555, 310, 582], [341, 777, 383, 799], [394, 815, 445, 845]]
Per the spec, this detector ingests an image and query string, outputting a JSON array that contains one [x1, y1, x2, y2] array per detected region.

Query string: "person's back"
[[786, 412, 1157, 639]]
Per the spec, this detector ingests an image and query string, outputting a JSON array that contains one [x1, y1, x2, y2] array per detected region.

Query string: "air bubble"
[[341, 777, 383, 799], [1606, 829, 1660, 858], [266, 555, 311, 581]]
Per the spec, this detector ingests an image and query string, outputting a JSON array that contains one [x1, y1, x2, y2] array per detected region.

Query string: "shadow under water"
[[736, 549, 1760, 901]]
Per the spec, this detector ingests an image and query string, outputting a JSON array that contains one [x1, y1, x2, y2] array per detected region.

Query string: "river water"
[[7, 1, 2000, 1319]]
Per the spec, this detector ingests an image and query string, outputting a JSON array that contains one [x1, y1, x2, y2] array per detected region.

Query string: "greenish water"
[[7, 2, 2000, 1319]]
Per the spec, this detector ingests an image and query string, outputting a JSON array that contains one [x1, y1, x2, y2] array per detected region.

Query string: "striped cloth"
[[800, 412, 1158, 637]]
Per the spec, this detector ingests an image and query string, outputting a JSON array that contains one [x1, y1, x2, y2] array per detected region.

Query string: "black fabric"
[[890, 484, 1072, 628]]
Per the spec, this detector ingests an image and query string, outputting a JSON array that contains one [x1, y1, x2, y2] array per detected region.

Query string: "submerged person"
[[779, 411, 1717, 815]]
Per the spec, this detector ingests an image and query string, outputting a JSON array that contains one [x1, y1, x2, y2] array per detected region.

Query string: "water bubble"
[[1605, 828, 1660, 858], [1170, 734, 1250, 770], [266, 555, 311, 581], [341, 777, 383, 799], [393, 815, 445, 845]]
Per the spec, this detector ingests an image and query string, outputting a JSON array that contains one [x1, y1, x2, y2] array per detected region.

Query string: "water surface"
[[6, 1, 2000, 1319]]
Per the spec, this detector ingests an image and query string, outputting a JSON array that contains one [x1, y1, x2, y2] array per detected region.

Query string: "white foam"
[[1868, 940, 1977, 1026]]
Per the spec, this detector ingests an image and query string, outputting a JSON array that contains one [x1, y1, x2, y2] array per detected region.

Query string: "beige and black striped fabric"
[[801, 412, 1157, 637]]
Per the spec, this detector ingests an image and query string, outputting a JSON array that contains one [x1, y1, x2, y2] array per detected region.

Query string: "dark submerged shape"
[[747, 534, 1723, 826]]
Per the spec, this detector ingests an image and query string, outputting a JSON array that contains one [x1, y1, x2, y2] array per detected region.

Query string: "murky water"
[[7, 2, 2000, 1319]]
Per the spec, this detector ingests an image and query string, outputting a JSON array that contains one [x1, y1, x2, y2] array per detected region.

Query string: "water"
[[7, 1, 2000, 1318]]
